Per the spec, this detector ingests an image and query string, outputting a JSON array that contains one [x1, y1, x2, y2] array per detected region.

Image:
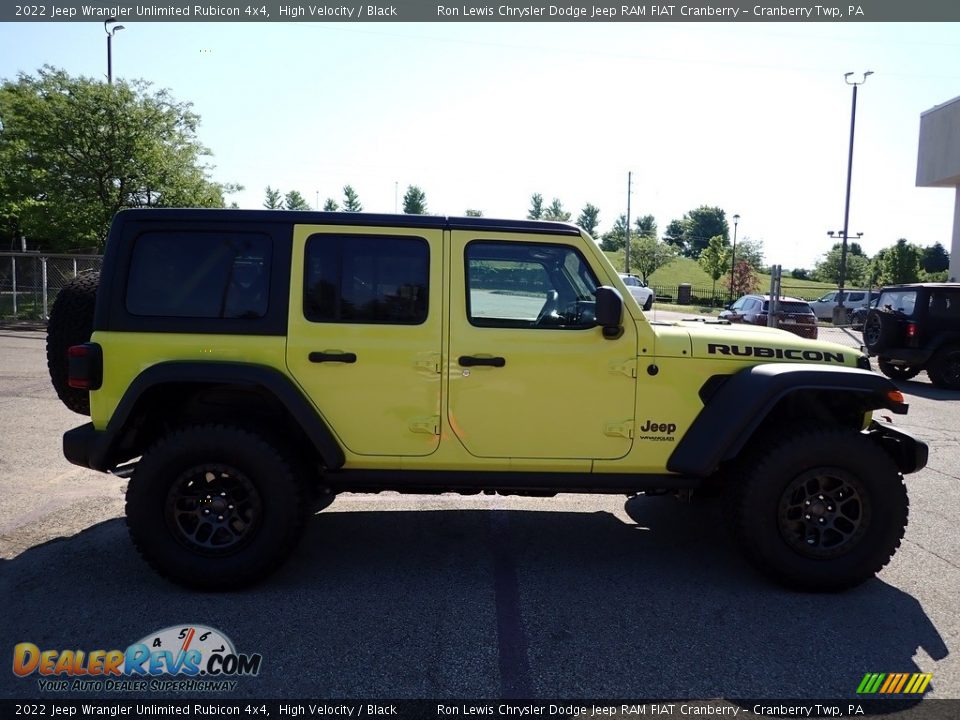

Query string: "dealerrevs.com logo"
[[13, 624, 262, 693]]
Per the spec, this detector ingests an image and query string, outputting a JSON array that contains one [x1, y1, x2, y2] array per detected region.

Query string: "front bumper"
[[868, 421, 928, 475]]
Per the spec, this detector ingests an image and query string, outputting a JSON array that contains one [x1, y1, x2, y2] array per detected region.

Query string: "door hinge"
[[409, 416, 440, 435], [414, 353, 442, 374], [609, 359, 637, 378], [604, 420, 634, 439]]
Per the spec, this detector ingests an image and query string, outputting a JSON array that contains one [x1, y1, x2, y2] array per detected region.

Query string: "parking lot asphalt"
[[1, 326, 957, 702]]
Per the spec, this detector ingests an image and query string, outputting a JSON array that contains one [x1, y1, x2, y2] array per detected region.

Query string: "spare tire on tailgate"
[[46, 271, 100, 415], [861, 309, 901, 355]]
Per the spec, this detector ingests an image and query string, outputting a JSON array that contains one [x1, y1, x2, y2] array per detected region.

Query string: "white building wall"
[[917, 96, 960, 280]]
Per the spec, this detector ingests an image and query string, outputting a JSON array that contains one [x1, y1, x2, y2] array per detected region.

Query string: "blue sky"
[[2, 20, 959, 270]]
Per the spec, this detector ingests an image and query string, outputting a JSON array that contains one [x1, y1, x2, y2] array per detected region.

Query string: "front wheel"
[[729, 428, 908, 591], [125, 425, 307, 590], [643, 294, 654, 311]]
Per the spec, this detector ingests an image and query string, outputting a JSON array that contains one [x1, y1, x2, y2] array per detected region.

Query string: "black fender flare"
[[72, 361, 345, 472], [667, 363, 911, 477]]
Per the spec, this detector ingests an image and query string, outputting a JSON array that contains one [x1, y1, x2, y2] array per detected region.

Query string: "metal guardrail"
[[0, 252, 103, 321]]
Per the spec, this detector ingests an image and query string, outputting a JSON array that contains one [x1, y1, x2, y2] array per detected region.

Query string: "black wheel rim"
[[883, 363, 916, 379], [165, 464, 262, 556], [863, 315, 881, 346], [778, 469, 871, 559], [942, 351, 960, 386]]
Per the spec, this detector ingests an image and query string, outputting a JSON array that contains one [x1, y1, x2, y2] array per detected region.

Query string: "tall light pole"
[[625, 171, 632, 274], [104, 18, 125, 85], [728, 213, 740, 301], [834, 70, 873, 322]]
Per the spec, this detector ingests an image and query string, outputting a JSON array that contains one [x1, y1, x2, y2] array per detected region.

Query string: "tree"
[[880, 239, 921, 285], [0, 66, 237, 251], [734, 238, 765, 271], [342, 185, 362, 212], [699, 234, 731, 296], [634, 214, 657, 238], [527, 193, 544, 220], [323, 198, 339, 211], [663, 218, 687, 255], [601, 214, 630, 252], [464, 209, 483, 217], [790, 268, 811, 281], [630, 235, 677, 284], [921, 242, 950, 273], [683, 206, 729, 259], [576, 203, 600, 238], [263, 186, 283, 210], [402, 185, 427, 214], [813, 243, 870, 286], [284, 190, 311, 211], [543, 198, 570, 222], [867, 249, 886, 288], [729, 259, 759, 298]]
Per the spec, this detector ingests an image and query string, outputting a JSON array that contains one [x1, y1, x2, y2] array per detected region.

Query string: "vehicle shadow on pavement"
[[892, 379, 960, 402], [0, 500, 949, 702]]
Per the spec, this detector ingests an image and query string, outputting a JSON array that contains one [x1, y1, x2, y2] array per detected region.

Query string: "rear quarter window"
[[126, 232, 271, 318]]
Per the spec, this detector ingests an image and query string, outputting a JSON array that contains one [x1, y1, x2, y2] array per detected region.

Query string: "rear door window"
[[303, 235, 429, 324]]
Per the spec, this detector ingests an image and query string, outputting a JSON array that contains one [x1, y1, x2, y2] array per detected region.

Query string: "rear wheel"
[[927, 345, 960, 390], [46, 272, 100, 415], [729, 427, 908, 591], [125, 425, 307, 590], [878, 359, 921, 381]]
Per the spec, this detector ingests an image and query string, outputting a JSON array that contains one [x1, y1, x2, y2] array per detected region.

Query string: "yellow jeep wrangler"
[[48, 209, 926, 591]]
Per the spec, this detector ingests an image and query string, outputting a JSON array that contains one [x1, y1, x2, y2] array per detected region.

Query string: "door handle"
[[309, 351, 357, 364], [458, 355, 505, 368]]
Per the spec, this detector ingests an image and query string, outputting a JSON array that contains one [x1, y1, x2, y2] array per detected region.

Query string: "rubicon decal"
[[708, 343, 845, 363], [13, 625, 262, 693]]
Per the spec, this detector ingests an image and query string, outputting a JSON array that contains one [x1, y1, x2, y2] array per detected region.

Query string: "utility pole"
[[625, 171, 632, 274], [104, 18, 125, 85], [834, 70, 873, 324]]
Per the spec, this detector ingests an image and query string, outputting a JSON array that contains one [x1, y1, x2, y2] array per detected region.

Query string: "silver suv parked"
[[809, 290, 870, 321]]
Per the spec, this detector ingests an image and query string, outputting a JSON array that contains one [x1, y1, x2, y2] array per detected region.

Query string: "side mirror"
[[595, 286, 624, 339]]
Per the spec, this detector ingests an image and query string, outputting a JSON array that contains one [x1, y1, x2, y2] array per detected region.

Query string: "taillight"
[[67, 343, 103, 390], [906, 323, 918, 345]]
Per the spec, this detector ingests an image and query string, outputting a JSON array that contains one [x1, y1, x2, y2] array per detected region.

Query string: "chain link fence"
[[0, 252, 103, 322]]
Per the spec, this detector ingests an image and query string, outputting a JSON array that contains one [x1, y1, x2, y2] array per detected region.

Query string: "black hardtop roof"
[[878, 283, 960, 290], [111, 208, 582, 236]]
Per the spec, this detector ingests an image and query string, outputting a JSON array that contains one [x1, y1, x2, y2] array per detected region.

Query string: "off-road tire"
[[46, 272, 100, 415], [862, 310, 900, 355], [927, 345, 960, 390], [125, 425, 307, 590], [878, 359, 922, 381], [729, 427, 908, 592]]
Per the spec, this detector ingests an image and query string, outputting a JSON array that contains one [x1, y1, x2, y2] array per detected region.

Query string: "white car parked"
[[808, 289, 871, 321], [619, 273, 655, 311]]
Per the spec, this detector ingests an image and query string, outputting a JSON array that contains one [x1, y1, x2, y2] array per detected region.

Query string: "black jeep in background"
[[862, 283, 960, 389]]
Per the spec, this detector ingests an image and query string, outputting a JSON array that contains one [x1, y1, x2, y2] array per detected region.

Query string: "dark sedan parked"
[[720, 294, 818, 339]]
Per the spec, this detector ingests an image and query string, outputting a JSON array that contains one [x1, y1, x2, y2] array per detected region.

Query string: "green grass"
[[605, 253, 839, 302]]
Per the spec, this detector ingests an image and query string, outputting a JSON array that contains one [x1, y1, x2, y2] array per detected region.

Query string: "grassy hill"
[[605, 252, 838, 302]]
